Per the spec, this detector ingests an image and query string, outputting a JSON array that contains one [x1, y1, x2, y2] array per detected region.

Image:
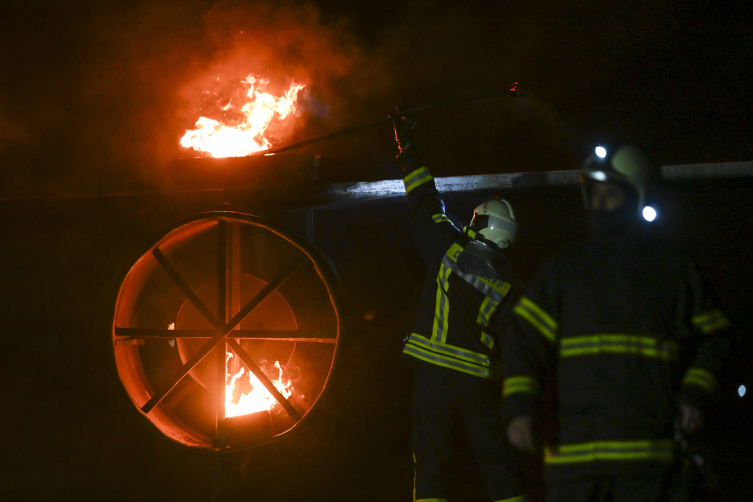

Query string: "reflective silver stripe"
[[403, 343, 497, 379], [682, 367, 717, 391], [433, 260, 452, 343], [441, 252, 507, 303], [480, 331, 495, 349], [560, 335, 677, 359], [545, 440, 674, 464], [408, 333, 492, 365], [477, 296, 498, 327], [692, 309, 730, 334], [432, 213, 452, 224], [404, 167, 433, 193]]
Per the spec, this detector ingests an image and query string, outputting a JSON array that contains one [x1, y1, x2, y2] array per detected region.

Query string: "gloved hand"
[[391, 105, 417, 154], [507, 415, 536, 453], [680, 402, 704, 433]]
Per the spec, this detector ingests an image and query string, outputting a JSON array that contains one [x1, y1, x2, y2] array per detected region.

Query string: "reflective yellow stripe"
[[408, 333, 492, 366], [463, 226, 478, 239], [519, 297, 557, 330], [416, 499, 448, 502], [478, 276, 512, 298], [433, 263, 451, 343], [403, 342, 498, 380], [404, 167, 433, 193], [682, 367, 717, 392], [692, 309, 730, 334], [480, 331, 495, 350], [433, 243, 464, 343], [432, 213, 452, 224], [493, 497, 527, 502], [477, 296, 493, 327], [503, 376, 538, 397], [545, 440, 673, 464], [514, 297, 557, 343], [560, 335, 677, 360]]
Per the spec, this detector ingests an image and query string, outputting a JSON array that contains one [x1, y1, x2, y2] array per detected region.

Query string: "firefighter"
[[392, 109, 527, 502], [503, 144, 731, 502]]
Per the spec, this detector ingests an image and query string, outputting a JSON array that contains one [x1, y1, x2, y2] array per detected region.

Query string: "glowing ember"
[[180, 75, 306, 158], [225, 353, 292, 418]]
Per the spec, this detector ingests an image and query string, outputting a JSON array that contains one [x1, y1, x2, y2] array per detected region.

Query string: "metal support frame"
[[140, 252, 307, 415]]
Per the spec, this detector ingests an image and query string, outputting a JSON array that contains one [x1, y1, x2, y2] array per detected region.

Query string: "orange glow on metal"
[[180, 75, 306, 158]]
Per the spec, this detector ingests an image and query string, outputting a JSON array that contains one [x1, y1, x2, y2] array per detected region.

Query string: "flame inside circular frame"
[[225, 355, 293, 418], [180, 75, 306, 158]]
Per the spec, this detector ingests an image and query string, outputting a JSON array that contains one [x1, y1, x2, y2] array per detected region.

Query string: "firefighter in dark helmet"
[[504, 144, 731, 502], [392, 109, 527, 502]]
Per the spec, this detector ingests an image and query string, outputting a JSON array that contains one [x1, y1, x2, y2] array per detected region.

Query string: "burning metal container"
[[113, 209, 342, 451]]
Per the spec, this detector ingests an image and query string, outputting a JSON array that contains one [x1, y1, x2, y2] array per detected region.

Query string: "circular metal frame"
[[112, 211, 343, 450]]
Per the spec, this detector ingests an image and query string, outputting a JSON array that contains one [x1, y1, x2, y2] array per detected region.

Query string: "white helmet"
[[469, 199, 518, 249]]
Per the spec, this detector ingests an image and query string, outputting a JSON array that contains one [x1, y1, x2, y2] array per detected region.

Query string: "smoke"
[[0, 0, 378, 197], [1, 0, 743, 197], [176, 0, 374, 158]]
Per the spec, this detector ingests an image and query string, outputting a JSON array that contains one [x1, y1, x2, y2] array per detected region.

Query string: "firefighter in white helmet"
[[504, 144, 731, 502], [469, 199, 519, 250], [392, 107, 526, 502]]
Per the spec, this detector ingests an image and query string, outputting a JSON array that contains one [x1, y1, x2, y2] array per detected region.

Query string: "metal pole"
[[252, 83, 522, 156], [212, 220, 228, 502], [216, 220, 227, 449]]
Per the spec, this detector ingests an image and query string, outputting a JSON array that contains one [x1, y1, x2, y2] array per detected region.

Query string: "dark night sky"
[[1, 0, 751, 198]]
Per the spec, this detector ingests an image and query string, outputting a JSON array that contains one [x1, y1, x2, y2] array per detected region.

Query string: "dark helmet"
[[579, 144, 659, 217]]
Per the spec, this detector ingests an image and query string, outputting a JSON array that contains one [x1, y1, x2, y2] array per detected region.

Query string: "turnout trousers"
[[412, 362, 524, 501], [546, 472, 669, 502]]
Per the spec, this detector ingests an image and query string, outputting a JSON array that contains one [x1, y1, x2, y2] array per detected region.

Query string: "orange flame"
[[224, 353, 292, 418], [180, 75, 305, 158]]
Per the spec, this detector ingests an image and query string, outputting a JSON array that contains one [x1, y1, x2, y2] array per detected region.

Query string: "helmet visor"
[[469, 214, 489, 230]]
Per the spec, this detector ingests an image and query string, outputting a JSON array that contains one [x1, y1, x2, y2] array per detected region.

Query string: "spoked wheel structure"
[[113, 212, 342, 451]]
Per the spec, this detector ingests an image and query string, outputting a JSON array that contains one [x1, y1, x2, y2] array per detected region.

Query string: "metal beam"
[[661, 161, 753, 180], [114, 328, 336, 342], [312, 161, 753, 207]]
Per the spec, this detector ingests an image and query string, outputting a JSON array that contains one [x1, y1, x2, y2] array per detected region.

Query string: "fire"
[[180, 75, 306, 158], [225, 353, 293, 418]]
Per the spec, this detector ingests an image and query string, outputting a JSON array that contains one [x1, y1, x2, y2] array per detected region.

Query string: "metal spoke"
[[225, 254, 308, 333], [163, 376, 200, 411], [140, 254, 308, 414], [227, 339, 301, 422], [152, 247, 219, 329], [215, 220, 228, 448]]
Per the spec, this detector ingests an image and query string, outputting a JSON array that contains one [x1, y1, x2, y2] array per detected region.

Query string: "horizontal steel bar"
[[114, 327, 336, 342], [314, 161, 753, 206], [313, 171, 580, 206], [661, 161, 753, 180], [2, 162, 750, 206]]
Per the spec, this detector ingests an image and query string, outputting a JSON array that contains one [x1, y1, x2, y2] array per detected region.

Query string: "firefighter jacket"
[[399, 161, 518, 380], [503, 230, 731, 476]]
